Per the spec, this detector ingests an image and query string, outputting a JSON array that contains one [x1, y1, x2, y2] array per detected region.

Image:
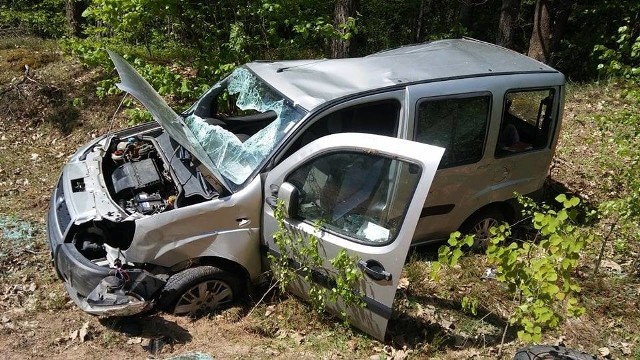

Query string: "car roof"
[[246, 38, 561, 111]]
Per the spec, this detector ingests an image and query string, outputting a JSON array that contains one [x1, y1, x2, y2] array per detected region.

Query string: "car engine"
[[104, 135, 177, 216]]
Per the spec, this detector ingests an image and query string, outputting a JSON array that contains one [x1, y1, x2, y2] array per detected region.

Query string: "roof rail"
[[461, 36, 527, 57]]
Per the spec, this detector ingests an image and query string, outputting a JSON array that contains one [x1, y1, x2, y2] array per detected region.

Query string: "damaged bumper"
[[64, 282, 151, 317], [47, 175, 166, 316]]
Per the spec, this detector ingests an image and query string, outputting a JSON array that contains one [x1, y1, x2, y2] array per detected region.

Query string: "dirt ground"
[[1, 38, 638, 359]]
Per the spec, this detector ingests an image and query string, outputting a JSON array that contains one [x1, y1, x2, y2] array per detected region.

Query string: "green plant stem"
[[594, 217, 618, 276]]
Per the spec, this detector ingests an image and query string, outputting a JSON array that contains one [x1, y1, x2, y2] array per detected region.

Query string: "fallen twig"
[[246, 278, 280, 317], [0, 65, 56, 97]]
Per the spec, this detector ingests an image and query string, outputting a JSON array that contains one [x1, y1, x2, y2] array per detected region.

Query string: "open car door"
[[262, 133, 444, 340]]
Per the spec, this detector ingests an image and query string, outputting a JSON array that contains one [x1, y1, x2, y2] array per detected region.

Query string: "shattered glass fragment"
[[185, 68, 304, 186]]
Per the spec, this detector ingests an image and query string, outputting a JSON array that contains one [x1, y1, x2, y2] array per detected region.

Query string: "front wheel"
[[158, 266, 241, 316], [460, 208, 504, 251]]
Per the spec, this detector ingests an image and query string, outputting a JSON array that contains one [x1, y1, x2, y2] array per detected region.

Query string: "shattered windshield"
[[185, 68, 306, 188]]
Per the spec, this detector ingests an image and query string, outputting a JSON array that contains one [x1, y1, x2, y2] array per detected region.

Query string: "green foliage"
[[461, 295, 478, 316], [592, 87, 640, 242], [0, 0, 66, 38], [430, 231, 474, 281], [552, 1, 640, 80], [487, 194, 589, 342], [267, 200, 365, 317], [594, 20, 640, 82], [329, 248, 363, 309], [589, 85, 640, 270], [432, 194, 590, 343], [59, 0, 355, 121], [357, 0, 471, 55], [124, 108, 153, 125], [4, 0, 640, 83]]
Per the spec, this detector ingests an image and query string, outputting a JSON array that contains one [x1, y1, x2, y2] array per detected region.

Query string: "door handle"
[[237, 218, 251, 227], [358, 259, 392, 281]]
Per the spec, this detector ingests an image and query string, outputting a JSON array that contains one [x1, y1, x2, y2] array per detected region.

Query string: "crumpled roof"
[[246, 38, 560, 111]]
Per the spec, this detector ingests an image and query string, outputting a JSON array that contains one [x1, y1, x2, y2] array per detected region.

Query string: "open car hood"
[[107, 51, 231, 191]]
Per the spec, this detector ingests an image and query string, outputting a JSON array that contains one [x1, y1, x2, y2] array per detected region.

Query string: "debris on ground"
[[513, 345, 597, 360], [142, 336, 173, 355], [79, 321, 90, 342], [126, 337, 143, 345], [165, 352, 214, 360], [481, 268, 497, 280], [598, 346, 610, 358], [0, 215, 37, 242], [600, 260, 622, 272]]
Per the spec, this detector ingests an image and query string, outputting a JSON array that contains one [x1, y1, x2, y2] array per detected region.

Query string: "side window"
[[286, 151, 421, 245], [495, 89, 555, 156], [415, 95, 490, 168], [283, 100, 400, 159]]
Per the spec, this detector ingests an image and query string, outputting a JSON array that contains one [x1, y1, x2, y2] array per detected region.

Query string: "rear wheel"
[[460, 208, 504, 250], [158, 266, 241, 316]]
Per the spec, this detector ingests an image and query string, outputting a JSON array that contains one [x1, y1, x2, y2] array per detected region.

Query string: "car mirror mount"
[[277, 182, 299, 219]]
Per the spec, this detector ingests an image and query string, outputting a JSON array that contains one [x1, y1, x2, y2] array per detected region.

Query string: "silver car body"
[[47, 38, 564, 339]]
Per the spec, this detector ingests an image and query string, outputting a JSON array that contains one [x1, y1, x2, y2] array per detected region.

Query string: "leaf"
[[567, 197, 580, 208], [431, 262, 441, 273], [451, 248, 463, 265], [557, 210, 568, 221], [545, 283, 560, 295], [463, 235, 474, 247], [447, 232, 460, 246]]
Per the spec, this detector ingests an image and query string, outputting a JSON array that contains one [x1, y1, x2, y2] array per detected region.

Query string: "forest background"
[[1, 0, 640, 358]]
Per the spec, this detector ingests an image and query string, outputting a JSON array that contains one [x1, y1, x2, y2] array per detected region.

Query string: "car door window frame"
[[283, 150, 422, 247], [413, 92, 492, 169], [272, 94, 405, 167]]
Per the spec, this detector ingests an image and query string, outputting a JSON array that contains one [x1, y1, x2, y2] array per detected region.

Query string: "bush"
[[0, 0, 66, 38], [433, 194, 592, 342]]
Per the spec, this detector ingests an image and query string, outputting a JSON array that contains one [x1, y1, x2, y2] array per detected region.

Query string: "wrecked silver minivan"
[[47, 38, 564, 340]]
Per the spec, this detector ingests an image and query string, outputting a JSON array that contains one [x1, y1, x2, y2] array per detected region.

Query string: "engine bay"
[[104, 135, 177, 216], [103, 132, 218, 217]]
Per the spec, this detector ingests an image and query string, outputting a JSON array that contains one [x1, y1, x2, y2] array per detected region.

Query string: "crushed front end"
[[47, 126, 180, 316]]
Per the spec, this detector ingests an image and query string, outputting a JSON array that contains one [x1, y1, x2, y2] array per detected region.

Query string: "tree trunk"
[[550, 0, 573, 53], [496, 0, 521, 49], [458, 0, 471, 31], [415, 0, 432, 42], [527, 0, 552, 63], [65, 0, 87, 37], [330, 0, 359, 59]]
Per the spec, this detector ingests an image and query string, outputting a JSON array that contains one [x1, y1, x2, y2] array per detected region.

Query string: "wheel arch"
[[460, 201, 516, 230], [169, 256, 251, 293]]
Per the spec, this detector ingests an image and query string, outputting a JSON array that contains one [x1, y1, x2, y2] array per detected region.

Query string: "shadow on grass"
[[387, 292, 517, 351], [46, 97, 80, 135], [99, 314, 192, 346], [543, 176, 598, 226]]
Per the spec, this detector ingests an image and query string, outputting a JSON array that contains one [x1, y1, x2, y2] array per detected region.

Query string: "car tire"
[[157, 266, 241, 316], [512, 345, 597, 360], [460, 208, 504, 251]]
